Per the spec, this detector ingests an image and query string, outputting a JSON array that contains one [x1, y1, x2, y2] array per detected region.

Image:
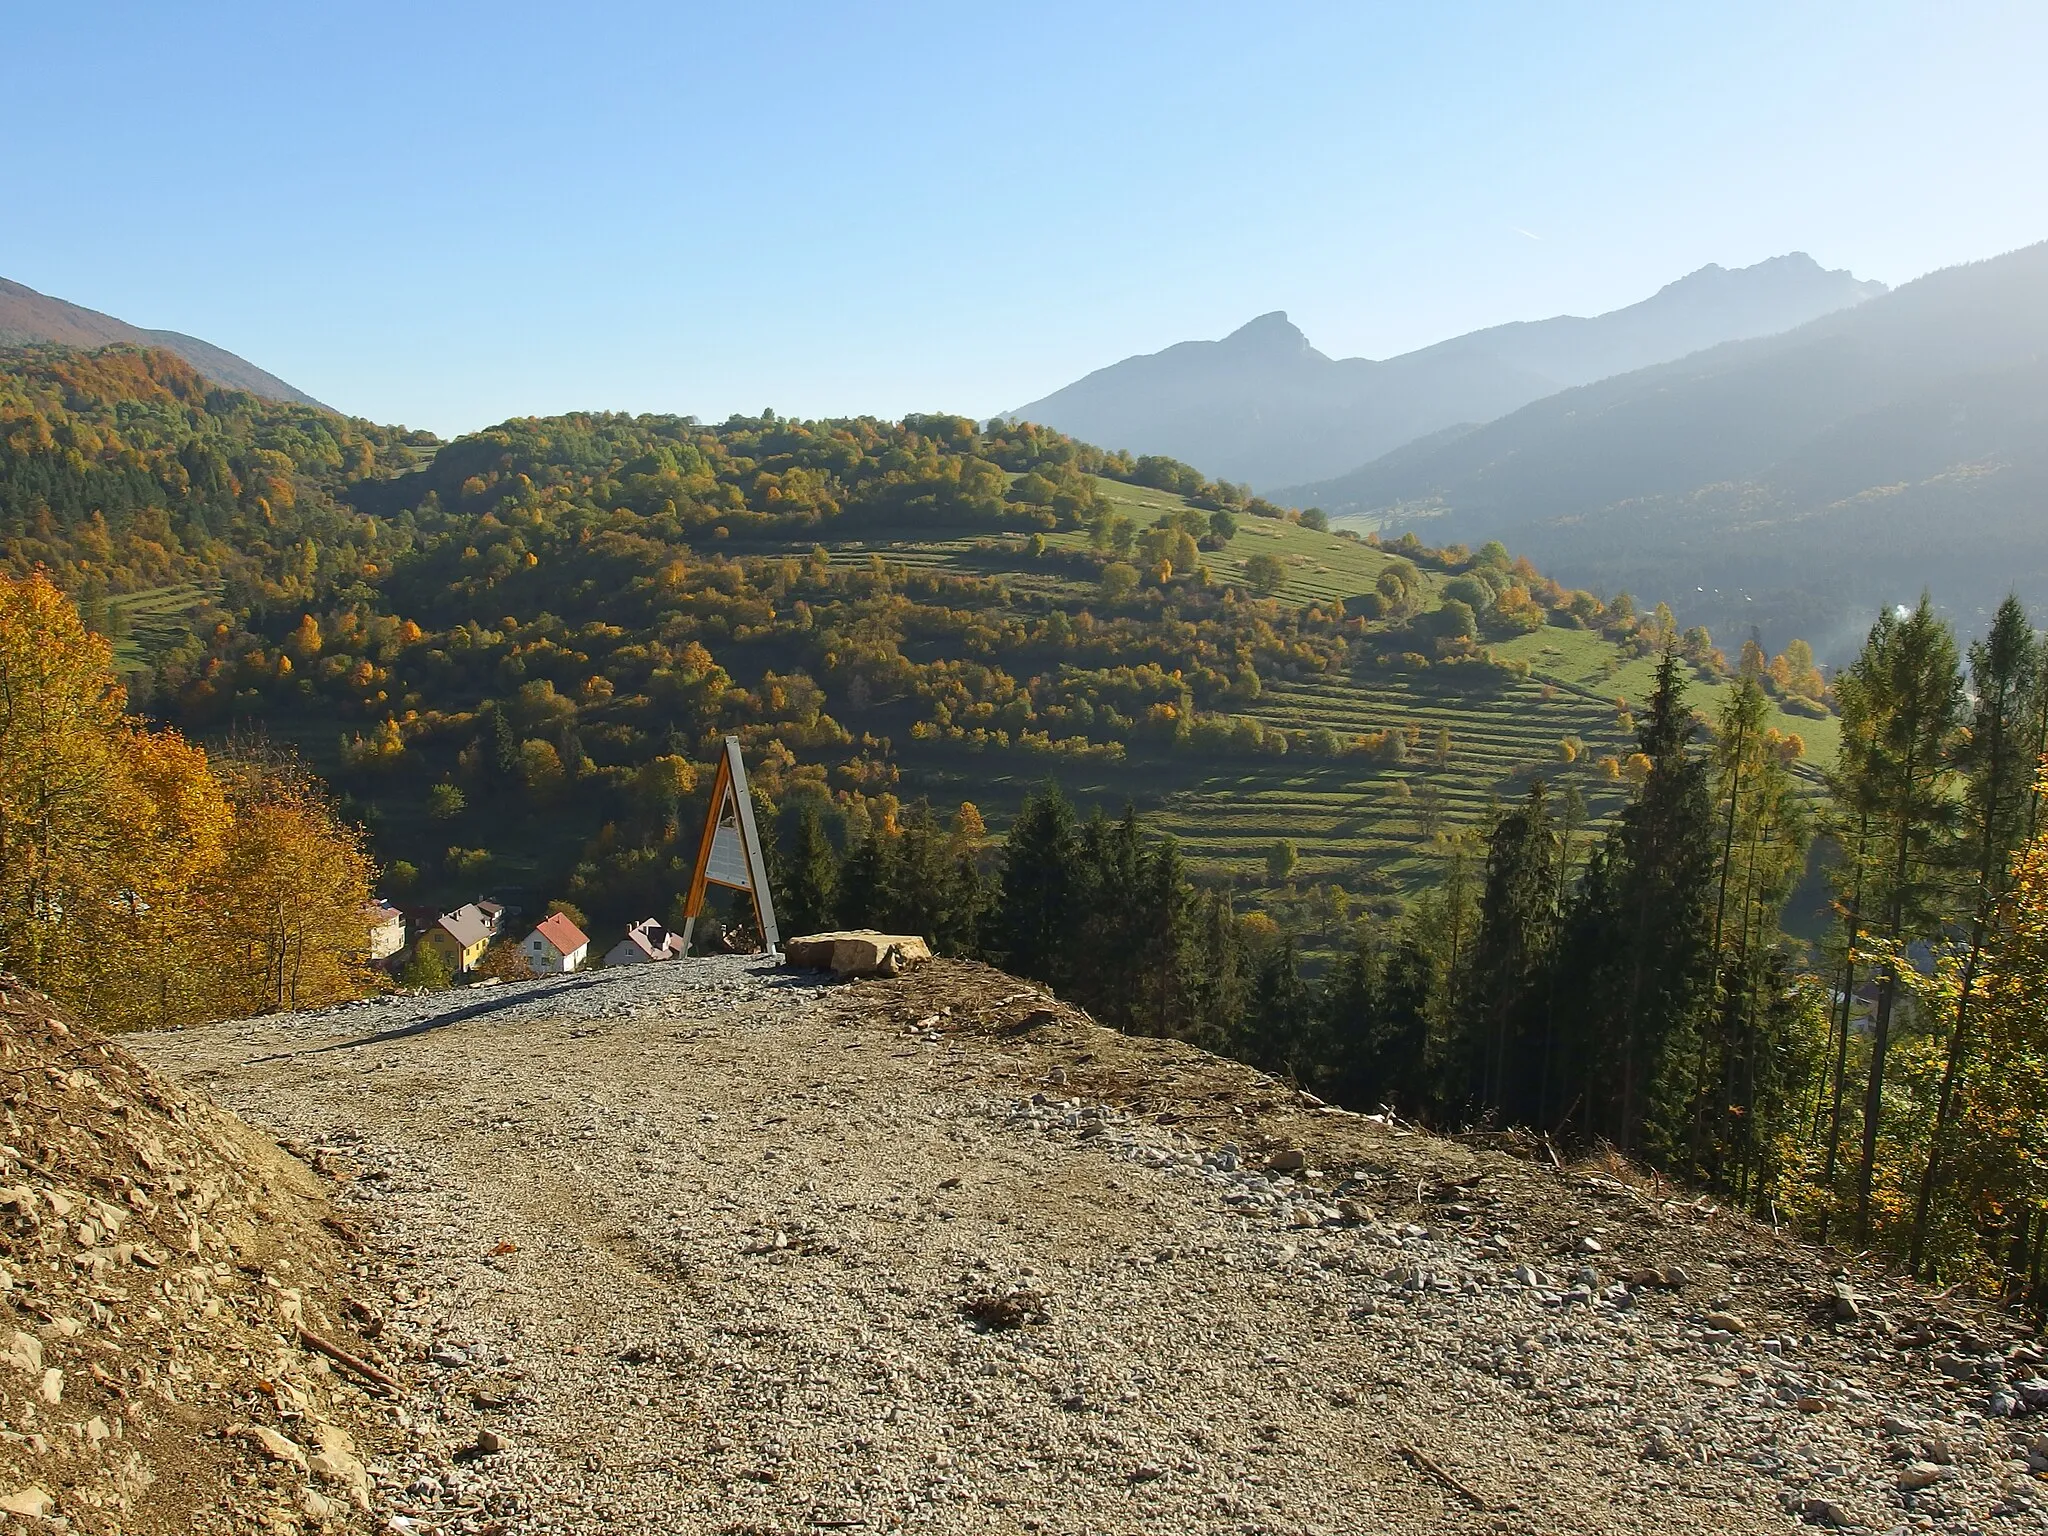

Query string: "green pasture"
[[107, 582, 216, 671]]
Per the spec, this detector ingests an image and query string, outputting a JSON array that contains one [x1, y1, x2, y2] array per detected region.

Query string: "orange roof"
[[533, 911, 588, 954]]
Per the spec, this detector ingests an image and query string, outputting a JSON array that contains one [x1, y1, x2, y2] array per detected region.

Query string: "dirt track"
[[132, 956, 2048, 1534]]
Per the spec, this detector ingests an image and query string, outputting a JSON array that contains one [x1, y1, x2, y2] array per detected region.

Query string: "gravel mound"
[[131, 958, 2048, 1535], [0, 976, 401, 1533]]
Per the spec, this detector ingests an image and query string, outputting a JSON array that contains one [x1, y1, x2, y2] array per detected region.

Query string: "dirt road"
[[131, 957, 2047, 1534]]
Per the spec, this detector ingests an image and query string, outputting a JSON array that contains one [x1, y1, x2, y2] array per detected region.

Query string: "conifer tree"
[[836, 818, 898, 931], [1073, 808, 1147, 1027], [1238, 934, 1317, 1084], [1458, 781, 1558, 1121], [1909, 595, 2037, 1269], [1129, 835, 1203, 1040], [1185, 888, 1253, 1052], [1684, 672, 1812, 1190], [1551, 653, 1717, 1160], [884, 802, 984, 957], [778, 799, 840, 937], [1834, 597, 1962, 1243], [484, 704, 519, 788], [1321, 929, 1433, 1117], [995, 784, 1084, 993]]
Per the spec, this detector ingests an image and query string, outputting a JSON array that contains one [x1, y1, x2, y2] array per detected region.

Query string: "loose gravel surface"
[[132, 957, 2048, 1535]]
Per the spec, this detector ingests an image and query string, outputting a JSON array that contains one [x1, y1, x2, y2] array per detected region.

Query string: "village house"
[[477, 898, 510, 937], [603, 918, 686, 966], [420, 904, 493, 975], [521, 912, 590, 976], [366, 900, 406, 962]]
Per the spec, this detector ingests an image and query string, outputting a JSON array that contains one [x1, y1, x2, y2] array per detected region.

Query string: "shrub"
[[399, 942, 451, 991], [1433, 599, 1477, 640], [1242, 553, 1287, 595]]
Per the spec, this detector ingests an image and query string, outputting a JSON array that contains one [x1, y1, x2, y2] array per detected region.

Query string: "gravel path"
[[131, 958, 2048, 1535]]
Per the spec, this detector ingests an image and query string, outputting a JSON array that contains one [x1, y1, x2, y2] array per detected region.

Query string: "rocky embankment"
[[0, 979, 398, 1534], [110, 955, 2048, 1535]]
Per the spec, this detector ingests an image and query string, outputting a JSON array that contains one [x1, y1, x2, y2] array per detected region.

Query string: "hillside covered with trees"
[[0, 343, 1826, 938], [8, 340, 2048, 1309]]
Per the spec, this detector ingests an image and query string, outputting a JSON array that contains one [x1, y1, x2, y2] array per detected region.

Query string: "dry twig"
[[1397, 1442, 1491, 1511]]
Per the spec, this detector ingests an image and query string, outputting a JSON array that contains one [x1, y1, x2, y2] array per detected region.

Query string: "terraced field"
[[1493, 627, 1840, 776], [821, 486, 1835, 913], [1090, 481, 1405, 605], [106, 581, 217, 671], [893, 661, 1639, 894]]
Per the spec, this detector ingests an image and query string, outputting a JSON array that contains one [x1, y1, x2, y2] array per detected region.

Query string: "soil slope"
[[0, 978, 401, 1534]]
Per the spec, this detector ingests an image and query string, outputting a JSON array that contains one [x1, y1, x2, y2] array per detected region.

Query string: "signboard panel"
[[706, 825, 751, 889], [679, 737, 780, 957]]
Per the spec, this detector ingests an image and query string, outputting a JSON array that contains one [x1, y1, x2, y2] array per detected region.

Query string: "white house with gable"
[[604, 918, 686, 966], [521, 912, 590, 976]]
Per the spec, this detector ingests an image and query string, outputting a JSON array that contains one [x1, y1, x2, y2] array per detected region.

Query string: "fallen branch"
[[296, 1326, 397, 1393], [1397, 1442, 1490, 1511]]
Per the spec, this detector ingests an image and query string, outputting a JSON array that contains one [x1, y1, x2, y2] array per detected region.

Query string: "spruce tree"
[[1130, 835, 1202, 1040], [836, 819, 898, 931], [885, 801, 983, 957], [1458, 781, 1558, 1122], [779, 800, 840, 937], [1239, 935, 1317, 1085], [995, 783, 1083, 993], [1553, 653, 1718, 1161], [1689, 673, 1811, 1191], [1319, 933, 1383, 1106], [1322, 929, 1433, 1118], [1073, 808, 1146, 1028], [1185, 888, 1252, 1052], [480, 704, 519, 790], [1372, 936, 1437, 1118]]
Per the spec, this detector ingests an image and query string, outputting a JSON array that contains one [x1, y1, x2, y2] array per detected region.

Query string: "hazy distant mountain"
[[1012, 255, 1885, 488], [1281, 242, 2048, 659], [0, 276, 324, 408]]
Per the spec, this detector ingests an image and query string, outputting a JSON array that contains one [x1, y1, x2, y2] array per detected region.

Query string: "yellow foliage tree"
[[1953, 800, 2048, 1273], [120, 728, 234, 1030], [0, 571, 141, 1011], [0, 570, 375, 1027], [211, 763, 376, 1016]]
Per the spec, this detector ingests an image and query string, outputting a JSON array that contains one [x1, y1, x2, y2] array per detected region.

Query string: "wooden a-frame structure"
[[679, 736, 781, 957]]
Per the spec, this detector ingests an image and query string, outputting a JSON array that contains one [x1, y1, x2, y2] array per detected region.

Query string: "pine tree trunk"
[[1816, 821, 1866, 1242], [1855, 959, 1901, 1246]]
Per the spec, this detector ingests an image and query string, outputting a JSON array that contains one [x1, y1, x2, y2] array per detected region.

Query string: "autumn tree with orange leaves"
[[0, 570, 374, 1027]]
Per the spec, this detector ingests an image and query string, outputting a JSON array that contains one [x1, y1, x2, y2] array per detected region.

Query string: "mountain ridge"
[[1277, 240, 2048, 656], [0, 275, 326, 408], [1012, 254, 1885, 488]]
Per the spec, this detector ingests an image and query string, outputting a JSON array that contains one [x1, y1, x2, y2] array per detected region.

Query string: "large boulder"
[[783, 930, 932, 978]]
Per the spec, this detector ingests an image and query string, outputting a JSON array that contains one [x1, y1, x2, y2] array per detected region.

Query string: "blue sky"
[[5, 1, 2045, 435]]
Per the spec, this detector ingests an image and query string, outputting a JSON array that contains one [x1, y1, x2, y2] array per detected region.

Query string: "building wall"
[[422, 930, 487, 973], [523, 938, 588, 976]]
